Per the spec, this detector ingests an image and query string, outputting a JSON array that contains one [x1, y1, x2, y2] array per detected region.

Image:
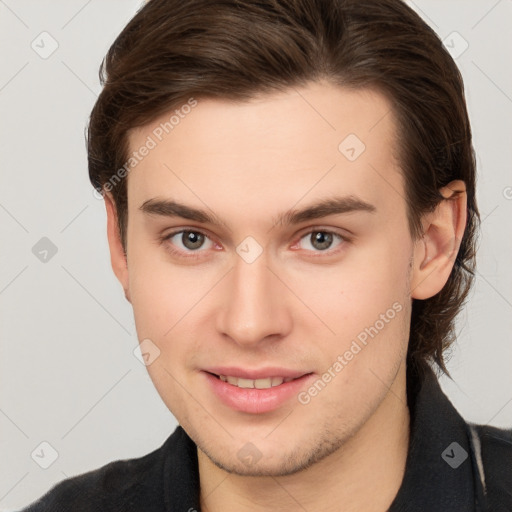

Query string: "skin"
[[104, 81, 467, 511]]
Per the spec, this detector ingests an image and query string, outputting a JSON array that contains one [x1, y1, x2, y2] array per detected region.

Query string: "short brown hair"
[[87, 0, 479, 379]]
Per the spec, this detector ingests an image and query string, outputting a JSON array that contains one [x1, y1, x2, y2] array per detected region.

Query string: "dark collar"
[[389, 366, 475, 511], [162, 367, 476, 511]]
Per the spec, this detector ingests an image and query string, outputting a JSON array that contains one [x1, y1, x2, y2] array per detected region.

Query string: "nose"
[[215, 251, 293, 348]]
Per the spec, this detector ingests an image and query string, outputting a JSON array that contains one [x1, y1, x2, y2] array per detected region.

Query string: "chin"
[[198, 429, 347, 477]]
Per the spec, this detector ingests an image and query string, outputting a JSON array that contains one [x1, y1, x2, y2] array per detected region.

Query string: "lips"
[[202, 367, 315, 414]]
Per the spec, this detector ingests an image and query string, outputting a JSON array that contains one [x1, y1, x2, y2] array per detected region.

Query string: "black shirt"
[[22, 368, 512, 511]]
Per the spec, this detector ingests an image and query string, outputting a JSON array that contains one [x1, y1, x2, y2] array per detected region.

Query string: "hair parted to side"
[[87, 0, 479, 379]]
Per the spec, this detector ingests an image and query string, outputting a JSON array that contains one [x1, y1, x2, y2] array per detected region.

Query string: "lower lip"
[[203, 371, 315, 414]]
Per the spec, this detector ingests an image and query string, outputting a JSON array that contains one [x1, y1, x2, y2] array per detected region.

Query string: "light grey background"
[[0, 1, 511, 510]]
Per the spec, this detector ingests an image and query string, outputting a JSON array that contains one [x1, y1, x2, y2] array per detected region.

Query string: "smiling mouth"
[[207, 372, 309, 389]]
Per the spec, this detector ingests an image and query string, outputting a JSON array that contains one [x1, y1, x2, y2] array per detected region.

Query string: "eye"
[[161, 228, 347, 259], [163, 229, 215, 254], [296, 230, 346, 253]]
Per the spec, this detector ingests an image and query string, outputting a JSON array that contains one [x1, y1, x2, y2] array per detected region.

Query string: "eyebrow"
[[139, 195, 376, 228]]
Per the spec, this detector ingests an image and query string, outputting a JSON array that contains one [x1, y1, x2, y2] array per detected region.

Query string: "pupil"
[[312, 231, 332, 250]]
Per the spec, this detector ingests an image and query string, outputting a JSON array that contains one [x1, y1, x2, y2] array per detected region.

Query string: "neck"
[[198, 364, 410, 512]]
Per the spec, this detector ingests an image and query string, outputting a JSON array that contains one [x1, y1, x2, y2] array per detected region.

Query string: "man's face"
[[121, 82, 414, 476]]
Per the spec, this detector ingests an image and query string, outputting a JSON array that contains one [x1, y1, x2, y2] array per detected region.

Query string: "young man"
[[23, 0, 511, 510]]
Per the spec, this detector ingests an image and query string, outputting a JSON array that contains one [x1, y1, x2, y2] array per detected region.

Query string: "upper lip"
[[203, 366, 311, 380]]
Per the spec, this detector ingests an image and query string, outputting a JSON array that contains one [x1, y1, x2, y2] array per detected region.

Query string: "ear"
[[410, 180, 467, 300], [104, 191, 131, 303]]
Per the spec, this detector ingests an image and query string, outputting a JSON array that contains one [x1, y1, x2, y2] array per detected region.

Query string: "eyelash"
[[161, 227, 350, 260]]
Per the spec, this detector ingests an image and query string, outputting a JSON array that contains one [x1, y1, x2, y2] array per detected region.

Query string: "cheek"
[[294, 240, 411, 330], [127, 245, 188, 340], [289, 239, 412, 379], [126, 244, 220, 373], [127, 256, 203, 402]]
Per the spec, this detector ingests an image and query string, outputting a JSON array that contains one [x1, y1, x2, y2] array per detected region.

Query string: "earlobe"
[[104, 192, 131, 303], [411, 180, 467, 300]]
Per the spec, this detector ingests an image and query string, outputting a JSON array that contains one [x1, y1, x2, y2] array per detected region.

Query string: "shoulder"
[[472, 423, 512, 476], [21, 435, 173, 512], [470, 423, 512, 511]]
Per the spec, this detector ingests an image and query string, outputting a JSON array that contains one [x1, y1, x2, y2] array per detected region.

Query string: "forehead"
[[125, 82, 404, 222]]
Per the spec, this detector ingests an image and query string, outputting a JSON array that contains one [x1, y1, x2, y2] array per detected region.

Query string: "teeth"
[[237, 378, 255, 389], [255, 378, 272, 389], [271, 376, 284, 386], [218, 375, 298, 389]]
